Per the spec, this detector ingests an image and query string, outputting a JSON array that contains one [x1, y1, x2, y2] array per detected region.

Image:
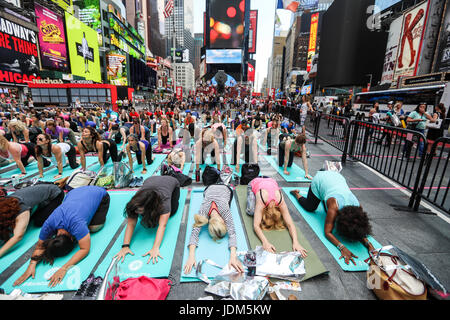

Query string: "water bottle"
[[195, 169, 200, 182]]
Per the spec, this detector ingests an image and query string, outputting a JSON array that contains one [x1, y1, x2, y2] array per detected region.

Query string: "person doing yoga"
[[290, 171, 375, 265], [278, 133, 312, 179]]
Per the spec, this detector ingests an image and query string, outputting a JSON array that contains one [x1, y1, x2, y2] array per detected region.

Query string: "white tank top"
[[42, 143, 70, 167]]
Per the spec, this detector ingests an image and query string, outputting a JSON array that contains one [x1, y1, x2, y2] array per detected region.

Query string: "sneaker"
[[135, 177, 144, 187], [85, 276, 103, 298], [74, 273, 95, 298]]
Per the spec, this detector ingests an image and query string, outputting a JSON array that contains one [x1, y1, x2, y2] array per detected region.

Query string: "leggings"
[[136, 144, 153, 165], [278, 143, 294, 168], [89, 193, 111, 226], [232, 138, 249, 165], [170, 186, 181, 217], [295, 186, 321, 212], [102, 139, 121, 164], [20, 142, 36, 167], [66, 144, 80, 169], [32, 189, 65, 227]]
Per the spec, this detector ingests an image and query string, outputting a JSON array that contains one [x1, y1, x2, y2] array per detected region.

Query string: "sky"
[[194, 0, 293, 92]]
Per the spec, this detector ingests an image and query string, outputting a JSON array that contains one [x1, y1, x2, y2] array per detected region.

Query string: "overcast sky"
[[194, 0, 293, 91]]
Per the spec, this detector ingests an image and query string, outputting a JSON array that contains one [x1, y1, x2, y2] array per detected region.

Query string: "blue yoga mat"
[[180, 188, 249, 282], [283, 187, 382, 272], [264, 155, 312, 183], [40, 157, 98, 182], [225, 153, 245, 176], [0, 192, 132, 293], [95, 189, 188, 279]]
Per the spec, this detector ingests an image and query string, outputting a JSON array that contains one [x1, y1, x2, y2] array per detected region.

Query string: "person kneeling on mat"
[[184, 184, 244, 274], [248, 177, 308, 257], [13, 186, 110, 287], [77, 127, 121, 171], [35, 134, 80, 180], [290, 171, 375, 265], [232, 120, 258, 172], [125, 134, 153, 175], [194, 129, 221, 172], [114, 176, 181, 264], [279, 133, 312, 179], [0, 184, 65, 258]]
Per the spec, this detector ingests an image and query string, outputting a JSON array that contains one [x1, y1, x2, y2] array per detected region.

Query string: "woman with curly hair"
[[248, 177, 308, 257], [114, 176, 180, 265], [290, 171, 375, 265], [13, 186, 110, 288], [8, 119, 30, 143], [0, 184, 64, 258]]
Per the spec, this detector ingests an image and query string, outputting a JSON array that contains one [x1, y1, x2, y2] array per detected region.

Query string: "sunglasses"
[[37, 137, 45, 142]]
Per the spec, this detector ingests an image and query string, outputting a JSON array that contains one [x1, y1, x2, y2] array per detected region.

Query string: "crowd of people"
[[0, 91, 445, 289]]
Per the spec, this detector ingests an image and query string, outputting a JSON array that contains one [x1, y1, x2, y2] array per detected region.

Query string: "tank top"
[[42, 143, 70, 166], [250, 178, 282, 207]]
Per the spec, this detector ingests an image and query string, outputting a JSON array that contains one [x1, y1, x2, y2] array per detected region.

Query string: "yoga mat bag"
[[366, 246, 427, 300], [105, 276, 171, 300], [202, 165, 220, 186]]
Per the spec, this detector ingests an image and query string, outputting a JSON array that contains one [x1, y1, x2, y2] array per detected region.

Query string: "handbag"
[[366, 246, 427, 300], [66, 169, 101, 191]]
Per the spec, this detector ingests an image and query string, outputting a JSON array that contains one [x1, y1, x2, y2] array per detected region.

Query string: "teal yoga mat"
[[1, 161, 40, 179], [0, 225, 40, 275], [95, 189, 188, 279], [180, 188, 249, 283], [264, 155, 312, 183], [283, 187, 382, 272], [0, 192, 132, 293], [225, 153, 245, 176], [40, 156, 98, 182]]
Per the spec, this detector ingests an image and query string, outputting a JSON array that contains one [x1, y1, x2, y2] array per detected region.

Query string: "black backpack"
[[240, 164, 260, 185], [202, 165, 221, 186]]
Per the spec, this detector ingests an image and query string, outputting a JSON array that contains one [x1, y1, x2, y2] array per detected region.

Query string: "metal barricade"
[[346, 120, 428, 208], [413, 137, 449, 213], [316, 113, 351, 162]]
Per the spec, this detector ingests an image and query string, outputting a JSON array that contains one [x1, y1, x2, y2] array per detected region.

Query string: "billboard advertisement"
[[51, 0, 74, 14], [74, 0, 102, 45], [249, 10, 258, 54], [307, 13, 319, 73], [380, 16, 402, 85], [248, 62, 255, 82], [65, 12, 101, 83], [392, 1, 430, 85], [206, 49, 242, 64], [107, 51, 127, 86], [209, 0, 245, 49], [432, 1, 450, 72], [374, 0, 402, 12], [0, 16, 40, 86], [176, 86, 183, 100], [35, 3, 69, 72]]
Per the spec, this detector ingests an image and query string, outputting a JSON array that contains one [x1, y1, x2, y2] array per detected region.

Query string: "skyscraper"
[[194, 33, 203, 80], [165, 0, 194, 64]]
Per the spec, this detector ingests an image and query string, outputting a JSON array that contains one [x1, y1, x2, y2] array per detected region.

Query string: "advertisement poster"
[[65, 12, 101, 83], [380, 16, 402, 85], [209, 0, 245, 49], [51, 0, 74, 14], [0, 16, 41, 86], [249, 10, 258, 54], [107, 51, 127, 85], [176, 86, 183, 100], [392, 1, 430, 85], [248, 62, 255, 82], [432, 1, 450, 72], [307, 13, 319, 72], [35, 3, 69, 72]]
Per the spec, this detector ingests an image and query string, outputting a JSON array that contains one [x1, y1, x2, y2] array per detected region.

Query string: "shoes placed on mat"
[[134, 177, 144, 187], [74, 273, 95, 298], [84, 276, 103, 298]]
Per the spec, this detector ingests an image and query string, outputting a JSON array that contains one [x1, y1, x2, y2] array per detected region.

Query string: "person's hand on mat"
[[340, 247, 358, 265], [141, 168, 147, 174], [292, 242, 308, 258], [114, 247, 134, 262], [229, 255, 244, 273], [184, 255, 197, 274], [143, 247, 163, 264], [262, 241, 276, 253], [14, 264, 36, 286], [305, 174, 313, 180], [39, 174, 44, 178], [19, 173, 26, 178], [48, 268, 67, 288]]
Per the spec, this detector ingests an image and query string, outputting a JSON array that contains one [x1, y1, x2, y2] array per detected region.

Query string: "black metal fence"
[[276, 105, 449, 214]]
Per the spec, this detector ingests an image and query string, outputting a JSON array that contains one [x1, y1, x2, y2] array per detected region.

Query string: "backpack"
[[161, 163, 192, 187], [65, 169, 100, 191], [202, 165, 221, 186], [240, 164, 260, 185]]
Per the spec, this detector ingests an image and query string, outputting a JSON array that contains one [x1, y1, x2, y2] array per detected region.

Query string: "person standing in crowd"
[[426, 103, 447, 154], [403, 103, 436, 159]]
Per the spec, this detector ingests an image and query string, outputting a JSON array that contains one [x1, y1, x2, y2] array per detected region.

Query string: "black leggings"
[[102, 139, 121, 164], [232, 138, 249, 165], [66, 144, 79, 169], [295, 187, 321, 212], [136, 145, 153, 165], [278, 144, 294, 168], [89, 193, 111, 226], [20, 143, 36, 167], [32, 190, 65, 227], [170, 186, 181, 216]]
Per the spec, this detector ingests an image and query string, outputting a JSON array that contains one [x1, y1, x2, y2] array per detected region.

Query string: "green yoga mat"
[[0, 224, 41, 275], [264, 155, 312, 183], [0, 192, 132, 294], [283, 187, 383, 272], [180, 188, 249, 283], [235, 186, 328, 281], [95, 189, 188, 279]]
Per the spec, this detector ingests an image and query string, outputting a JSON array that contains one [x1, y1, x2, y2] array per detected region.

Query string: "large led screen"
[[206, 49, 242, 64], [209, 0, 245, 49]]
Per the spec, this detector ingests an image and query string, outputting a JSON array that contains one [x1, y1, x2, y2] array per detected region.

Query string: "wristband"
[[122, 244, 130, 248], [337, 243, 344, 251]]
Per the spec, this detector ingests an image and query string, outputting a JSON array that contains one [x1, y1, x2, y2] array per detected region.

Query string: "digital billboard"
[[209, 0, 245, 49], [206, 49, 242, 64], [374, 0, 402, 12], [65, 13, 101, 83], [107, 51, 127, 86], [432, 1, 450, 72], [0, 16, 40, 86], [307, 13, 319, 73], [74, 0, 102, 45], [35, 3, 69, 72], [51, 0, 74, 14]]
